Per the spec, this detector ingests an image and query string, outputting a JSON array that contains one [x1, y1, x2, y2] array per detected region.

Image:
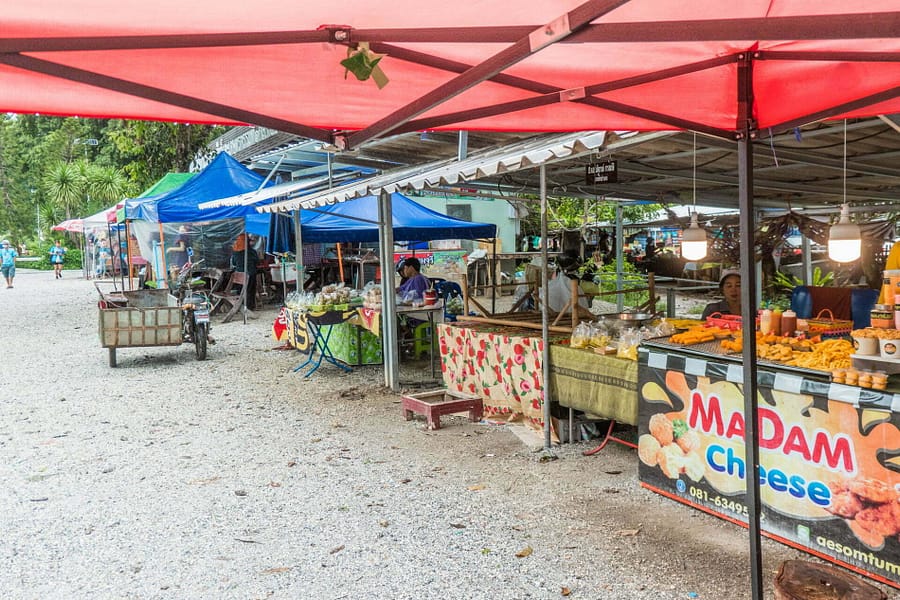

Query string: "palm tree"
[[88, 165, 135, 207], [43, 161, 84, 219]]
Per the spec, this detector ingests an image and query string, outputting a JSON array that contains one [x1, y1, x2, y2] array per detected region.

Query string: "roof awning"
[[259, 131, 607, 212]]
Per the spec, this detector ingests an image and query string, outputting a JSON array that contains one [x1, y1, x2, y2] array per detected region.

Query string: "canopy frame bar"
[[342, 0, 634, 148], [3, 13, 899, 53], [379, 46, 738, 137], [760, 85, 900, 139]]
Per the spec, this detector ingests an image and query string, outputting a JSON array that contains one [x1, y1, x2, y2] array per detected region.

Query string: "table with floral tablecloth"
[[439, 322, 640, 430], [438, 322, 554, 429]]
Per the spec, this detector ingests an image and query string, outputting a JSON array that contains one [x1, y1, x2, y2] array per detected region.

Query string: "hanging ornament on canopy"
[[340, 42, 389, 89]]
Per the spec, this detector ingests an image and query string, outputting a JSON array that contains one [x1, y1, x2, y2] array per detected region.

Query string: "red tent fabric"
[[51, 219, 84, 233], [1, 2, 898, 148]]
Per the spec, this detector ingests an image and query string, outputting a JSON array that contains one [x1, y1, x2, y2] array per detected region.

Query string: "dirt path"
[[0, 269, 872, 599]]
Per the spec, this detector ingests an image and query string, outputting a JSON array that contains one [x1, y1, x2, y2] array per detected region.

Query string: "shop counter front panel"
[[549, 344, 639, 426], [438, 323, 545, 430], [284, 307, 382, 366], [438, 323, 640, 430], [637, 345, 900, 589]]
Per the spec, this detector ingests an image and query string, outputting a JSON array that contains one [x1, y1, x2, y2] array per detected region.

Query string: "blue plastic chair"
[[790, 285, 878, 329], [434, 280, 463, 322]]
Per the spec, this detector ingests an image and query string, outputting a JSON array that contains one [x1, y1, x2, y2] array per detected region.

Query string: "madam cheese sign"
[[638, 351, 900, 588]]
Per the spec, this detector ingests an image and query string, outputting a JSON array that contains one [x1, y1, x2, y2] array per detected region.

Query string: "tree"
[[43, 161, 85, 220], [105, 120, 222, 190], [519, 195, 662, 239]]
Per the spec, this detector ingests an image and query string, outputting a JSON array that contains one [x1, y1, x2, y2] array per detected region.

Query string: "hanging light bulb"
[[827, 121, 861, 263], [681, 132, 708, 261], [827, 203, 861, 263], [681, 212, 708, 261]]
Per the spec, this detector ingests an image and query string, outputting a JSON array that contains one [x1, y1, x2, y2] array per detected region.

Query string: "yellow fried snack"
[[783, 338, 853, 371], [670, 326, 715, 345], [638, 434, 661, 467], [649, 413, 674, 446]]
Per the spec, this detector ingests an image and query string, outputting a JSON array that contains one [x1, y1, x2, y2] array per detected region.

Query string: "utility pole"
[[32, 188, 43, 241]]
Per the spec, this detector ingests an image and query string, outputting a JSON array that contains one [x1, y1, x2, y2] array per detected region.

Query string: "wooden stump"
[[774, 560, 886, 600]]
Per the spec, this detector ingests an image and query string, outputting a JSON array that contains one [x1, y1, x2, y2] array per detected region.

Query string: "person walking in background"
[[1, 240, 18, 288], [49, 240, 67, 279], [95, 238, 112, 278]]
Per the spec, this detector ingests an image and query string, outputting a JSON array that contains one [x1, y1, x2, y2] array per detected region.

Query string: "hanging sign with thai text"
[[586, 160, 617, 184]]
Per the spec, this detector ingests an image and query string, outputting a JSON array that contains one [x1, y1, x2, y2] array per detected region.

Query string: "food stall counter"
[[637, 340, 900, 590]]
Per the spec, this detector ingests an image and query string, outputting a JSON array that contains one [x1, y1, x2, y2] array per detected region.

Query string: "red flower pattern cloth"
[[438, 323, 545, 429]]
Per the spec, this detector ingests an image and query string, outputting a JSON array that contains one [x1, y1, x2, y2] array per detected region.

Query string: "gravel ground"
[[0, 269, 887, 600]]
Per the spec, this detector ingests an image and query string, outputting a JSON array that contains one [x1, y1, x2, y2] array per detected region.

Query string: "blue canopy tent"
[[125, 152, 275, 280], [128, 152, 271, 234], [300, 193, 496, 243], [286, 192, 496, 294]]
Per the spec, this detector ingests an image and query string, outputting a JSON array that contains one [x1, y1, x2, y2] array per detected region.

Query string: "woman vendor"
[[701, 269, 741, 320], [396, 257, 430, 300]]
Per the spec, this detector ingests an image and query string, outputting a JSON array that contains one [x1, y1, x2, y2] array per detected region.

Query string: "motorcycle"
[[174, 249, 213, 360]]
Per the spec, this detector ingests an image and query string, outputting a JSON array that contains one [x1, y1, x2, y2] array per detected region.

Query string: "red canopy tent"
[[1, 2, 897, 147], [3, 3, 898, 597]]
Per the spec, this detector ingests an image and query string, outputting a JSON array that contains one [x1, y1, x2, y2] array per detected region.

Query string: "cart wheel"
[[108, 347, 117, 368], [194, 323, 208, 361]]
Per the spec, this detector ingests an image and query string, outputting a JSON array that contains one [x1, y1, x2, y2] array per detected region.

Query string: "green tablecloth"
[[284, 307, 382, 366], [549, 344, 639, 425], [323, 320, 383, 365]]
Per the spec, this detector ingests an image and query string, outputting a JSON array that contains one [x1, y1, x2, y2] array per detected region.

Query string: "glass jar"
[[871, 304, 893, 328]]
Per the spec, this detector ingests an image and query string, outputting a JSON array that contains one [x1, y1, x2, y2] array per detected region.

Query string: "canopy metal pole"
[[242, 231, 249, 325], [125, 221, 133, 290], [491, 237, 497, 315], [293, 209, 304, 293], [737, 56, 764, 600], [615, 203, 624, 312], [540, 165, 551, 450], [158, 222, 168, 289], [378, 190, 399, 391]]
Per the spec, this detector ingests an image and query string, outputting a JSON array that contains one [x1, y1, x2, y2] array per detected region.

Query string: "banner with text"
[[638, 350, 900, 588]]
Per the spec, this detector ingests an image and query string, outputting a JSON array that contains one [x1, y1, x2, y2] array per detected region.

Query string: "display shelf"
[[850, 353, 900, 374]]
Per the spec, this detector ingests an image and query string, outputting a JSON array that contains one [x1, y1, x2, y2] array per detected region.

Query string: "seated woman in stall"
[[701, 269, 741, 320], [396, 257, 430, 301]]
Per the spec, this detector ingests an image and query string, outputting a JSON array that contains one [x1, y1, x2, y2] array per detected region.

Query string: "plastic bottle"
[[759, 308, 773, 335], [771, 306, 783, 336], [781, 309, 797, 337]]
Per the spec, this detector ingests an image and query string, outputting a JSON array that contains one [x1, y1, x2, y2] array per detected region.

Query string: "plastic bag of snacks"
[[617, 328, 642, 360], [654, 318, 677, 337], [570, 321, 592, 349], [589, 321, 611, 349]]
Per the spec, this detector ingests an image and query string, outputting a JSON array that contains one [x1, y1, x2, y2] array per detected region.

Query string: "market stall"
[[637, 338, 900, 590], [126, 153, 275, 288], [283, 305, 383, 369], [279, 193, 497, 376], [438, 320, 642, 433]]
